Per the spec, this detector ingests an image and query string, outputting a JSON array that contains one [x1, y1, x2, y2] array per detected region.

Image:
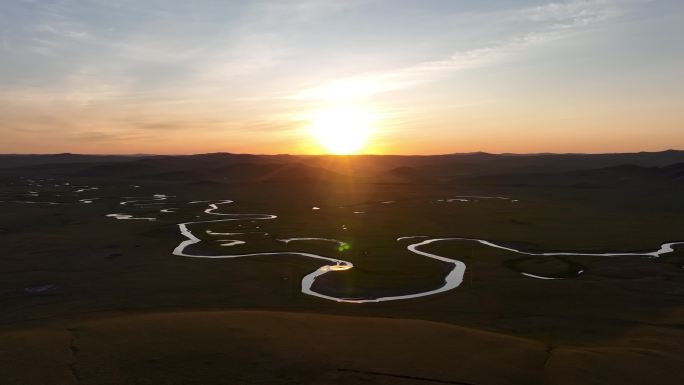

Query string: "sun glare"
[[308, 105, 375, 155]]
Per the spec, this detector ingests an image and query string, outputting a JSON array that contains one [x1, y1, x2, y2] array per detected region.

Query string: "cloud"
[[524, 0, 619, 23], [288, 0, 628, 101], [249, 0, 370, 24]]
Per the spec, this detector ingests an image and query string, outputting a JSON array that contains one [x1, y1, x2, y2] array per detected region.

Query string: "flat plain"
[[1, 151, 683, 385]]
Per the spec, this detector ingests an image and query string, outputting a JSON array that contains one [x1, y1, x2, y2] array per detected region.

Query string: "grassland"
[[0, 152, 683, 384]]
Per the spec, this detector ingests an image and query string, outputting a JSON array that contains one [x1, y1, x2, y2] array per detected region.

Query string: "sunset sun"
[[307, 105, 375, 155]]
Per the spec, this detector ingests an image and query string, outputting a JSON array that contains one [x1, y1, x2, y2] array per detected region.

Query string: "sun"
[[307, 105, 375, 155]]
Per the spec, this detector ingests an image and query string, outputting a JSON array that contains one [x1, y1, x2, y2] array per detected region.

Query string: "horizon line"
[[1, 149, 682, 157]]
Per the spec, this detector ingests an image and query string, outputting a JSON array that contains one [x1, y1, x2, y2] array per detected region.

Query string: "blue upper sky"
[[1, 0, 682, 154]]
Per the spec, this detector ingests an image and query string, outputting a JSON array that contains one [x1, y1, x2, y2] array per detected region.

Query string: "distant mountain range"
[[1, 150, 683, 186]]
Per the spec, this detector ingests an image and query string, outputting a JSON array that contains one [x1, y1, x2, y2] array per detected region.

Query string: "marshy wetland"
[[1, 152, 684, 384]]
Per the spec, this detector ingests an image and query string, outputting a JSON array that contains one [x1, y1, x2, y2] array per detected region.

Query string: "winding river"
[[8, 180, 678, 304], [171, 199, 684, 303]]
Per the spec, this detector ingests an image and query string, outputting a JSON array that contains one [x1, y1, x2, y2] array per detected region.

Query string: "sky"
[[1, 0, 683, 155]]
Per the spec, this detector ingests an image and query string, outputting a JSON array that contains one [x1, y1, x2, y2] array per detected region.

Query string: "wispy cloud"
[[524, 0, 620, 24], [288, 0, 628, 101]]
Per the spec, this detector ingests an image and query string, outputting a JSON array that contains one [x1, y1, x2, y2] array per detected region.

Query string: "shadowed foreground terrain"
[[3, 310, 684, 385], [1, 151, 683, 384]]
